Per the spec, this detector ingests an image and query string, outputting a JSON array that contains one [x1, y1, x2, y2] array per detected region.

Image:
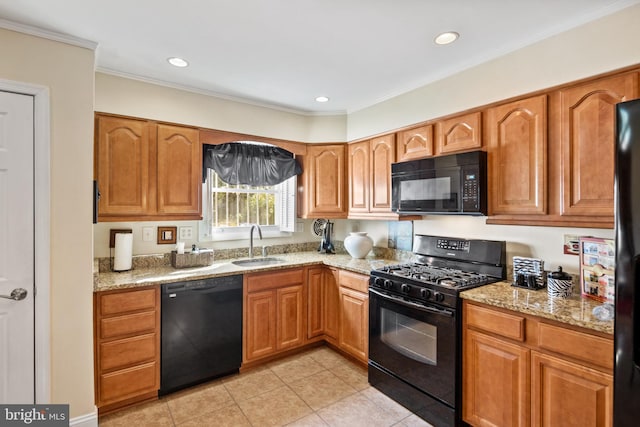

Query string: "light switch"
[[142, 227, 154, 242]]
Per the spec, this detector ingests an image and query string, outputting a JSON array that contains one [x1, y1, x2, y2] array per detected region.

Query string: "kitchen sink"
[[231, 257, 285, 267]]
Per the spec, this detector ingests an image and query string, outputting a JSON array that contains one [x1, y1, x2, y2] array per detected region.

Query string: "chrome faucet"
[[249, 224, 263, 258]]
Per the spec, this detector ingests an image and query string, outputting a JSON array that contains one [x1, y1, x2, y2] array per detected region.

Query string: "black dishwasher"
[[160, 274, 242, 395]]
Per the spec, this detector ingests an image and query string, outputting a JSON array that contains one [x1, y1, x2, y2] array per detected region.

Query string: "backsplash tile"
[[96, 241, 409, 273]]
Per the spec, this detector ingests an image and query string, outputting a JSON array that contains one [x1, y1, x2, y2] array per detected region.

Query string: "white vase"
[[344, 232, 373, 259]]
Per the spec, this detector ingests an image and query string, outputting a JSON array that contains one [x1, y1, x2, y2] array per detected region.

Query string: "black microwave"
[[391, 150, 487, 215]]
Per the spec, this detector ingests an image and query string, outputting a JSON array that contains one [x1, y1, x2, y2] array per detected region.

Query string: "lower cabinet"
[[337, 270, 369, 363], [307, 266, 339, 342], [244, 268, 306, 363], [94, 286, 160, 414], [462, 300, 613, 427]]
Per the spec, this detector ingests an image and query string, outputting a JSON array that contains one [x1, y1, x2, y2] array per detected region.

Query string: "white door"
[[0, 91, 35, 403]]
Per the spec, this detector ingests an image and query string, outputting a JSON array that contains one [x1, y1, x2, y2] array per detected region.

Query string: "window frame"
[[199, 169, 296, 242]]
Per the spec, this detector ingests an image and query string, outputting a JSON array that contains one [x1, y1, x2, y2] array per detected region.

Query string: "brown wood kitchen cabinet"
[[244, 268, 306, 364], [338, 270, 369, 363], [307, 266, 339, 342], [487, 69, 639, 228], [556, 73, 638, 221], [487, 94, 548, 216], [297, 144, 347, 218], [95, 113, 202, 221], [396, 124, 434, 161], [436, 111, 482, 155], [462, 300, 613, 427], [94, 286, 160, 414], [348, 134, 402, 219]]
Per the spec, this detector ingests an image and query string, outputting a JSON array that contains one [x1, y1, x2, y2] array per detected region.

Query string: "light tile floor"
[[99, 346, 434, 427]]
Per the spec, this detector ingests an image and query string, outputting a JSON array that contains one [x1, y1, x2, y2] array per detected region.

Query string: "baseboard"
[[70, 407, 98, 427]]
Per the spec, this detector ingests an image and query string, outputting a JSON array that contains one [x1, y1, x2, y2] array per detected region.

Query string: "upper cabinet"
[[348, 134, 418, 220], [488, 95, 547, 216], [558, 73, 638, 218], [95, 113, 202, 222], [487, 70, 639, 228], [156, 124, 201, 216], [298, 144, 347, 219], [436, 111, 482, 155], [396, 124, 434, 161], [95, 115, 151, 217]]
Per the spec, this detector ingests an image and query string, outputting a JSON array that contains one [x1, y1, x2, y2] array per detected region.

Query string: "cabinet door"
[[338, 287, 368, 363], [156, 124, 201, 216], [324, 268, 340, 341], [396, 124, 434, 161], [463, 330, 530, 427], [559, 73, 638, 217], [370, 135, 395, 212], [488, 95, 547, 215], [245, 290, 277, 361], [276, 285, 305, 350], [307, 268, 324, 339], [348, 141, 370, 214], [436, 111, 482, 155], [96, 115, 150, 217], [531, 351, 613, 427], [304, 144, 346, 217]]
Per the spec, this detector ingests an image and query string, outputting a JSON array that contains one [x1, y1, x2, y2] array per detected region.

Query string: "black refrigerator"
[[615, 98, 640, 426]]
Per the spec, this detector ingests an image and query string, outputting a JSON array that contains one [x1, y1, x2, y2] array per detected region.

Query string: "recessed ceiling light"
[[434, 32, 459, 45], [315, 96, 329, 103], [167, 57, 189, 67]]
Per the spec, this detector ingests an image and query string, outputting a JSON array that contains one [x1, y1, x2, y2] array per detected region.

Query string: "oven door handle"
[[369, 288, 454, 317]]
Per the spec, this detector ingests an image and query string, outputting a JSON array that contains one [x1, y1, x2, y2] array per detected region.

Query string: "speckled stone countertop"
[[461, 281, 613, 335], [94, 252, 397, 292]]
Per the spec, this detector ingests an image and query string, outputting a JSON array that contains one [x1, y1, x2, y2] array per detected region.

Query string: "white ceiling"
[[0, 0, 638, 114]]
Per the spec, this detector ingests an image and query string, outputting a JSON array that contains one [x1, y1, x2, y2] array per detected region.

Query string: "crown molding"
[[0, 18, 97, 50]]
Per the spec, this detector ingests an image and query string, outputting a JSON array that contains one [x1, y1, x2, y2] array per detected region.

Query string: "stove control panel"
[[436, 239, 470, 252]]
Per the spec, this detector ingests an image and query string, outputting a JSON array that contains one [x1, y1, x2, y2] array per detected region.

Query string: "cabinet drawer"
[[338, 270, 369, 293], [246, 268, 304, 292], [465, 303, 525, 342], [100, 288, 157, 316], [100, 311, 157, 339], [537, 322, 613, 370], [100, 333, 157, 371], [99, 362, 158, 404]]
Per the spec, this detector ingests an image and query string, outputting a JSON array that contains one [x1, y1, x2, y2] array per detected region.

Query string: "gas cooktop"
[[377, 263, 491, 289], [369, 234, 506, 309]]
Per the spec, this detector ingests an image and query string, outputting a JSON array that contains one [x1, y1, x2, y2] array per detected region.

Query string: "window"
[[200, 168, 296, 241]]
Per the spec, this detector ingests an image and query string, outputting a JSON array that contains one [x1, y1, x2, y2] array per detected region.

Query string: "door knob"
[[0, 288, 28, 301]]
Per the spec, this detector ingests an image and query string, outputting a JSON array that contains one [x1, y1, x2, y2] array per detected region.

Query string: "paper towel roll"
[[113, 233, 133, 271]]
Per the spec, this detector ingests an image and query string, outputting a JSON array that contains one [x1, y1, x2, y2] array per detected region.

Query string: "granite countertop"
[[94, 251, 397, 292], [461, 281, 614, 335]]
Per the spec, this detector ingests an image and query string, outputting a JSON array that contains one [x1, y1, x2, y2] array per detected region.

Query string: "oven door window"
[[393, 167, 461, 213], [380, 307, 437, 365], [369, 291, 457, 407]]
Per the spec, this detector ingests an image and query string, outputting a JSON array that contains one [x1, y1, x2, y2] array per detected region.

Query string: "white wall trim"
[[69, 407, 98, 427], [0, 18, 97, 50], [0, 78, 51, 404]]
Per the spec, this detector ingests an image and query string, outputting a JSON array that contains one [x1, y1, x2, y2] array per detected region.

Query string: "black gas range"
[[368, 234, 506, 427]]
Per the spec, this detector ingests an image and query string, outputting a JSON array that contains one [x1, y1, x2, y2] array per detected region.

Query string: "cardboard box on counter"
[[170, 249, 214, 268]]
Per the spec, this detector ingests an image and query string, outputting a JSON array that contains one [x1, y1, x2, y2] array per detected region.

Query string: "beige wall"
[[95, 73, 347, 143], [0, 29, 95, 417], [347, 3, 640, 140]]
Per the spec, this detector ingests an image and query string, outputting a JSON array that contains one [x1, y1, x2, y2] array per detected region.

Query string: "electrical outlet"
[[179, 226, 194, 240], [142, 227, 154, 242]]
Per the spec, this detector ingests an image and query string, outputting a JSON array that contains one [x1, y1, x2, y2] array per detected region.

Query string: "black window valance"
[[203, 142, 302, 186]]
